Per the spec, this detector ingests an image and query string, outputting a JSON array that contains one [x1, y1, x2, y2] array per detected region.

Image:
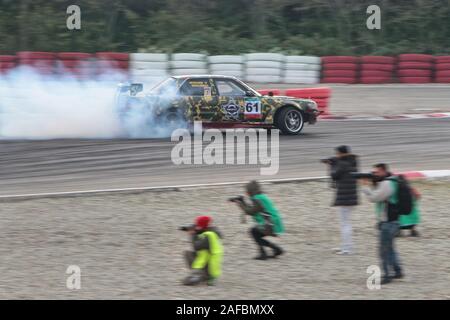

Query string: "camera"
[[320, 157, 337, 165], [228, 195, 244, 203], [179, 224, 195, 232], [350, 172, 375, 179]]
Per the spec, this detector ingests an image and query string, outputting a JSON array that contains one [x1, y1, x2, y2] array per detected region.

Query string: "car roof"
[[171, 74, 239, 80]]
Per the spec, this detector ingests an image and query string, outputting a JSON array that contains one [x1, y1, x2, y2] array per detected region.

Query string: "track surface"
[[1, 118, 449, 196]]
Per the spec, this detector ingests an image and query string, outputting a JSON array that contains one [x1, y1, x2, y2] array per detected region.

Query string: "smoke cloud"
[[0, 67, 180, 139]]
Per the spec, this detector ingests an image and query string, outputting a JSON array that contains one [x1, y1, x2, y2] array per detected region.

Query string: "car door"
[[214, 78, 262, 122], [178, 78, 220, 122]]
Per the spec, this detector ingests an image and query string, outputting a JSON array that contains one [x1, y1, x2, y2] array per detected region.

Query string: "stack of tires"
[[321, 56, 359, 83], [359, 56, 395, 84], [283, 56, 321, 84], [208, 55, 244, 78], [95, 52, 129, 79], [56, 52, 94, 79], [129, 53, 169, 85], [17, 51, 56, 75], [170, 53, 208, 76], [433, 56, 450, 83], [396, 54, 434, 83], [0, 55, 16, 75], [244, 53, 284, 83], [285, 87, 332, 115]]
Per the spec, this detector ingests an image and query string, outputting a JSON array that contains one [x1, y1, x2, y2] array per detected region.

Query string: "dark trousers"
[[379, 221, 402, 277], [250, 226, 281, 255]]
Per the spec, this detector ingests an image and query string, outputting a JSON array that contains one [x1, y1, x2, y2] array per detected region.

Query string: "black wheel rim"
[[285, 110, 303, 132]]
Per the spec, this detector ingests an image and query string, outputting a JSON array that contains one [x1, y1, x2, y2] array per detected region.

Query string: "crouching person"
[[231, 180, 285, 260], [182, 216, 223, 286]]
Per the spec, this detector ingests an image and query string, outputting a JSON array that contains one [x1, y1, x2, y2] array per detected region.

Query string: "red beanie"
[[195, 216, 212, 229]]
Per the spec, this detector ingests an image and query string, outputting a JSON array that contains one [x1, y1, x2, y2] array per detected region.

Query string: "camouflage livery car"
[[116, 75, 320, 135]]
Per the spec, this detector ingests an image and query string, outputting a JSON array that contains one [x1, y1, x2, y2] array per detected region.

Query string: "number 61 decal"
[[244, 98, 262, 119]]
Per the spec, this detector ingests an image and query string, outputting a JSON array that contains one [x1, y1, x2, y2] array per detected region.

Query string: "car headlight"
[[306, 101, 318, 110]]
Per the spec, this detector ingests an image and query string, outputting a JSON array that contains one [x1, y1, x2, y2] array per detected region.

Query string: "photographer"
[[230, 180, 284, 260], [322, 145, 359, 255], [360, 163, 404, 285], [181, 215, 223, 286]]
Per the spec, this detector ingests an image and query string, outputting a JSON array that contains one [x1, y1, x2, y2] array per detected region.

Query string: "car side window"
[[179, 79, 213, 96], [215, 79, 246, 96]]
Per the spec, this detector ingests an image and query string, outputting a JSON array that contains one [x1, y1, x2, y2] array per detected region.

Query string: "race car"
[[116, 75, 320, 135]]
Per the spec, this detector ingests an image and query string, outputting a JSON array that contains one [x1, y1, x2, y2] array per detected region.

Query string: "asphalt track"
[[1, 118, 449, 196]]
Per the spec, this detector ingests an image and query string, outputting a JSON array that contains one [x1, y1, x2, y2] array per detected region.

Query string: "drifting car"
[[116, 75, 320, 135]]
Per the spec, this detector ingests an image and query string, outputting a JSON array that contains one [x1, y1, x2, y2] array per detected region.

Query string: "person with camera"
[[360, 163, 405, 285], [180, 215, 223, 286], [230, 180, 284, 260], [322, 145, 359, 255]]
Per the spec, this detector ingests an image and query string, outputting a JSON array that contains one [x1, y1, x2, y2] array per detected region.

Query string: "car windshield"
[[235, 79, 261, 97], [148, 77, 178, 96]]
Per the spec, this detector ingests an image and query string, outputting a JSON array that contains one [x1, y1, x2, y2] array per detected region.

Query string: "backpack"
[[388, 175, 413, 216]]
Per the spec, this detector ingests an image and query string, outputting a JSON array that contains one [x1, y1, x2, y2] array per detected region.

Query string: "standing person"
[[361, 163, 405, 285], [323, 145, 359, 255], [181, 215, 223, 286], [230, 180, 285, 260]]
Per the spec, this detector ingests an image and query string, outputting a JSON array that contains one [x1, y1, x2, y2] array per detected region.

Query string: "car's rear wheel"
[[275, 106, 304, 135]]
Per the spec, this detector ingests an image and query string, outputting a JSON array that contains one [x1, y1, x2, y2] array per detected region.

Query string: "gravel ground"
[[0, 179, 449, 299]]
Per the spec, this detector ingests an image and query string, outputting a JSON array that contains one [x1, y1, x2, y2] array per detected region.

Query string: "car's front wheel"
[[275, 106, 304, 135]]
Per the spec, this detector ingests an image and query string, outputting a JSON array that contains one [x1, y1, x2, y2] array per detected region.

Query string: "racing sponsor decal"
[[244, 97, 262, 119], [203, 86, 212, 97], [221, 98, 240, 120]]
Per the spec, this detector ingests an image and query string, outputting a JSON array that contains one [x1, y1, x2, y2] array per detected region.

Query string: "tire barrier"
[[434, 56, 450, 83], [170, 53, 208, 76], [56, 52, 94, 79], [0, 55, 16, 74], [129, 53, 169, 84], [359, 56, 395, 84], [16, 51, 56, 75], [244, 53, 284, 83], [4, 52, 450, 85], [285, 87, 332, 115], [208, 55, 244, 78], [321, 56, 359, 84], [283, 56, 321, 84], [397, 54, 434, 83]]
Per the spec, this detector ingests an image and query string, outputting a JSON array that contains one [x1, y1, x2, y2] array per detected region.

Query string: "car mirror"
[[245, 90, 255, 97]]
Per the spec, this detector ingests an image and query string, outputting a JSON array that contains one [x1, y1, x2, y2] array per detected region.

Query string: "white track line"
[[0, 176, 329, 200]]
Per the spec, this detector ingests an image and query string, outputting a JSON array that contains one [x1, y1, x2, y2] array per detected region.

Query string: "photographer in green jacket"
[[230, 180, 285, 260]]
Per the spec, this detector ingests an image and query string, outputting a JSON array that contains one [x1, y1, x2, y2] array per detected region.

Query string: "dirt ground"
[[0, 179, 449, 299]]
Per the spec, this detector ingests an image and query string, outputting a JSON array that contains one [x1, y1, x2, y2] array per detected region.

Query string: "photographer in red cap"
[[180, 215, 224, 286]]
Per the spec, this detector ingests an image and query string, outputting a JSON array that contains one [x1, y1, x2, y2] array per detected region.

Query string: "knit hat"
[[195, 216, 212, 230], [336, 145, 350, 154]]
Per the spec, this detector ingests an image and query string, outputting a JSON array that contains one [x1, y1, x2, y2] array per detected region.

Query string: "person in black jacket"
[[324, 145, 359, 255]]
